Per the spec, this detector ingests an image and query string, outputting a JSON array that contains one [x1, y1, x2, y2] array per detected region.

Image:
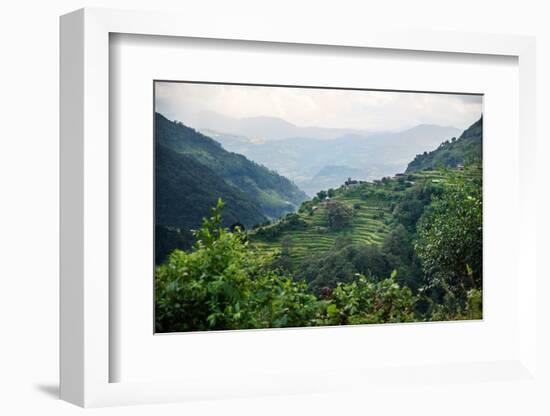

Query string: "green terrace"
[[250, 168, 477, 263]]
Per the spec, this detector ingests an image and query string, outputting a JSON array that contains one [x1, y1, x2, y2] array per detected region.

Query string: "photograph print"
[[154, 81, 483, 333]]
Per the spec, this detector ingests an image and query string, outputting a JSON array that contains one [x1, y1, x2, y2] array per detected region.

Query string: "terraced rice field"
[[251, 187, 395, 263], [250, 168, 474, 263]]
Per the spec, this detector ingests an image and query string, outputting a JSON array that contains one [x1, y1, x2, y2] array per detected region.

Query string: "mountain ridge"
[[155, 113, 308, 219], [406, 117, 482, 173], [187, 110, 377, 141], [155, 143, 267, 230]]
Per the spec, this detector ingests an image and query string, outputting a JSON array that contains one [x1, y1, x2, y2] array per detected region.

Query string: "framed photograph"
[[60, 8, 538, 408], [152, 80, 484, 334]]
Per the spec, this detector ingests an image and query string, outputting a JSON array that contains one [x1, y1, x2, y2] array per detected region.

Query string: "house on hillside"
[[344, 177, 359, 190]]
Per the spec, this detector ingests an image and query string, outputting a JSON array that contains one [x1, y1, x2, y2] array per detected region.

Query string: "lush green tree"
[[392, 182, 441, 232], [415, 167, 482, 308], [320, 272, 417, 325], [297, 248, 357, 295], [326, 200, 353, 230], [382, 224, 423, 291], [423, 286, 483, 321], [296, 243, 392, 296]]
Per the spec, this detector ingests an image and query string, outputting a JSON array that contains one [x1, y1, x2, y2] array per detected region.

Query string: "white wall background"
[[0, 0, 548, 415]]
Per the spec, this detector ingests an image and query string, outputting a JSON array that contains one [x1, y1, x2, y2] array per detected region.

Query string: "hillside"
[[155, 143, 268, 263], [155, 113, 308, 218], [406, 117, 482, 173], [309, 165, 365, 193], [250, 168, 477, 265], [156, 143, 267, 230]]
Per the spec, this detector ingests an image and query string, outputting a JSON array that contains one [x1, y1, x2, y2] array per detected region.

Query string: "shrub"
[[319, 272, 417, 325], [326, 200, 353, 230], [416, 167, 482, 310], [155, 199, 319, 332]]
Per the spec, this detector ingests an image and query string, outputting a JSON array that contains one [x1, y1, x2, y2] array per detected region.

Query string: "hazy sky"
[[155, 82, 483, 132]]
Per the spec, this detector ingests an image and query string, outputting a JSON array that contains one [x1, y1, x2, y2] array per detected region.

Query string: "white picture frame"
[[60, 7, 538, 408]]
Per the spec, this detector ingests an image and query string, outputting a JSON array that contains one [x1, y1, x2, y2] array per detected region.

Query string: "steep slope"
[[406, 117, 482, 173], [156, 113, 308, 218], [155, 143, 267, 231], [250, 168, 476, 265]]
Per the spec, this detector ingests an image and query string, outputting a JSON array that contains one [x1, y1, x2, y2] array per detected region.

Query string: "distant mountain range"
[[406, 117, 482, 173], [207, 124, 461, 195], [183, 110, 378, 141]]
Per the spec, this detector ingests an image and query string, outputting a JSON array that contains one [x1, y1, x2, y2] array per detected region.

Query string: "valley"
[[206, 123, 461, 195]]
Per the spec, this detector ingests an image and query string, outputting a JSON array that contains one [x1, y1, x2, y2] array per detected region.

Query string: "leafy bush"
[[156, 199, 424, 332], [392, 182, 441, 232], [319, 272, 417, 325], [415, 166, 482, 309], [382, 224, 423, 292], [155, 199, 319, 332], [296, 243, 392, 296]]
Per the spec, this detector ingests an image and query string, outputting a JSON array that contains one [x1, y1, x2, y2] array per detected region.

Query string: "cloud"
[[155, 82, 483, 132]]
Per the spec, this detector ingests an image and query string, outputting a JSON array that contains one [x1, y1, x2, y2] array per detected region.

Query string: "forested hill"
[[406, 117, 482, 173], [156, 143, 267, 231], [155, 113, 308, 218]]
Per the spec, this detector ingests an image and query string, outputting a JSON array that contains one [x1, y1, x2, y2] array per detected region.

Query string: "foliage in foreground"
[[156, 163, 483, 332], [155, 199, 316, 332], [155, 199, 418, 332], [320, 271, 416, 325], [415, 165, 482, 317]]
